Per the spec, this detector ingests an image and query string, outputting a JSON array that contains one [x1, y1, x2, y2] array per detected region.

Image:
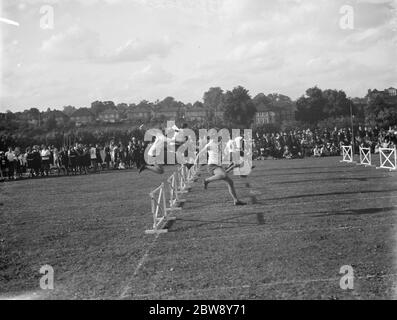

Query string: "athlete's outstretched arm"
[[194, 142, 211, 164]]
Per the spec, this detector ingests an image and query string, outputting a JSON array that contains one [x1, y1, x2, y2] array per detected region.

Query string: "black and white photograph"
[[1, 0, 397, 306]]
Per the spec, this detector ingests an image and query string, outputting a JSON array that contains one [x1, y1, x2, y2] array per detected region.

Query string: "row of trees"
[[1, 85, 396, 149]]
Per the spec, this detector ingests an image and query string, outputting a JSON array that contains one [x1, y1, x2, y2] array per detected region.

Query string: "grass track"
[[1, 156, 396, 299]]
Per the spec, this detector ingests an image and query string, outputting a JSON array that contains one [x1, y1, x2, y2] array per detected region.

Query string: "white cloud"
[[105, 37, 175, 63], [2, 0, 396, 110], [130, 64, 173, 85], [40, 25, 101, 60]]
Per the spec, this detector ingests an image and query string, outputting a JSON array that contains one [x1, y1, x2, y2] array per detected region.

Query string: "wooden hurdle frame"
[[177, 165, 191, 194], [145, 183, 177, 234], [145, 164, 200, 234], [340, 145, 354, 163], [356, 147, 374, 167], [167, 172, 186, 209], [186, 163, 199, 184], [376, 147, 397, 172]]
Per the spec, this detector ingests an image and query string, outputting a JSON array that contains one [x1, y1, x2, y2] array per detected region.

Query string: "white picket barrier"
[[177, 165, 191, 193], [145, 183, 177, 235], [340, 145, 353, 163], [356, 147, 373, 167], [167, 172, 186, 209], [376, 148, 397, 172], [186, 163, 199, 184]]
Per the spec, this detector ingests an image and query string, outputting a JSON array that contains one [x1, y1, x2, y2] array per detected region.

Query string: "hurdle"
[[356, 147, 374, 167], [145, 183, 177, 234], [186, 163, 199, 184], [177, 165, 192, 193], [376, 147, 397, 172], [167, 172, 186, 209], [340, 145, 354, 163]]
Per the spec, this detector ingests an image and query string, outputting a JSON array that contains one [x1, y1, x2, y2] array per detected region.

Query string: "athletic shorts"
[[207, 164, 223, 175], [146, 155, 164, 166]]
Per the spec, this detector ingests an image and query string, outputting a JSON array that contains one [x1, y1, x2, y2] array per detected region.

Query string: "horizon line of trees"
[[1, 85, 396, 149]]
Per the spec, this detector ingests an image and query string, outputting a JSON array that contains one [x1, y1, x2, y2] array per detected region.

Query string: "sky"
[[0, 0, 396, 112]]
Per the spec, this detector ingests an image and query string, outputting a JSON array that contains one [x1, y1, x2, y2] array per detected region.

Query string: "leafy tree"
[[223, 86, 256, 127], [29, 108, 40, 120], [253, 93, 271, 107], [322, 89, 352, 118], [45, 115, 57, 131], [90, 101, 107, 116], [203, 87, 224, 121], [365, 95, 397, 128], [62, 105, 77, 116], [296, 86, 326, 124]]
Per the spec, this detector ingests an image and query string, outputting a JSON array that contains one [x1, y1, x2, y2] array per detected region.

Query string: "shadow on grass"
[[274, 176, 389, 184], [251, 165, 347, 172], [311, 206, 397, 217], [255, 188, 397, 202], [169, 207, 277, 232], [252, 169, 361, 178]]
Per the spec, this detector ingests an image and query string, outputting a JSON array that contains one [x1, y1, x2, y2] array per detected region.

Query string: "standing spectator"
[[95, 144, 103, 171], [82, 146, 90, 174], [59, 147, 69, 175], [5, 147, 16, 180], [104, 145, 111, 170], [0, 151, 6, 182], [14, 147, 23, 179], [90, 144, 97, 173], [26, 147, 34, 177], [41, 145, 51, 176], [32, 145, 41, 177], [68, 146, 78, 175]]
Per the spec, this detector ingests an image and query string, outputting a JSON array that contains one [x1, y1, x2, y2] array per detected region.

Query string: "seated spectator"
[[282, 145, 292, 159], [313, 145, 321, 157]]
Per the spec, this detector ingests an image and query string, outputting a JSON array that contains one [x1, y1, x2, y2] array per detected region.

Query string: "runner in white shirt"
[[195, 137, 246, 206], [224, 135, 255, 175], [224, 136, 243, 173]]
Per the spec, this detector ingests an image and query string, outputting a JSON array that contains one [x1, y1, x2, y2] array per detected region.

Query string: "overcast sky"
[[0, 0, 396, 111]]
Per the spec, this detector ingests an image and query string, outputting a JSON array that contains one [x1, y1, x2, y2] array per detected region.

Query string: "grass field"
[[1, 156, 397, 300]]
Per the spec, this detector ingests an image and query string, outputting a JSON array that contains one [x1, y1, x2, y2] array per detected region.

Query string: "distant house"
[[212, 108, 225, 123], [44, 110, 69, 125], [126, 106, 152, 121], [368, 87, 397, 101], [153, 106, 180, 120], [97, 108, 121, 123], [185, 104, 207, 122], [70, 108, 94, 126], [255, 104, 277, 125], [386, 87, 397, 96]]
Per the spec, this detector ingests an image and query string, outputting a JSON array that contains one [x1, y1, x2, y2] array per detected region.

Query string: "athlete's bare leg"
[[139, 164, 164, 174], [204, 167, 246, 205]]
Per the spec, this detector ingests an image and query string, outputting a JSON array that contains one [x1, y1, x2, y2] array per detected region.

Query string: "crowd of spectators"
[[1, 125, 396, 181], [252, 125, 397, 160], [0, 138, 146, 181]]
